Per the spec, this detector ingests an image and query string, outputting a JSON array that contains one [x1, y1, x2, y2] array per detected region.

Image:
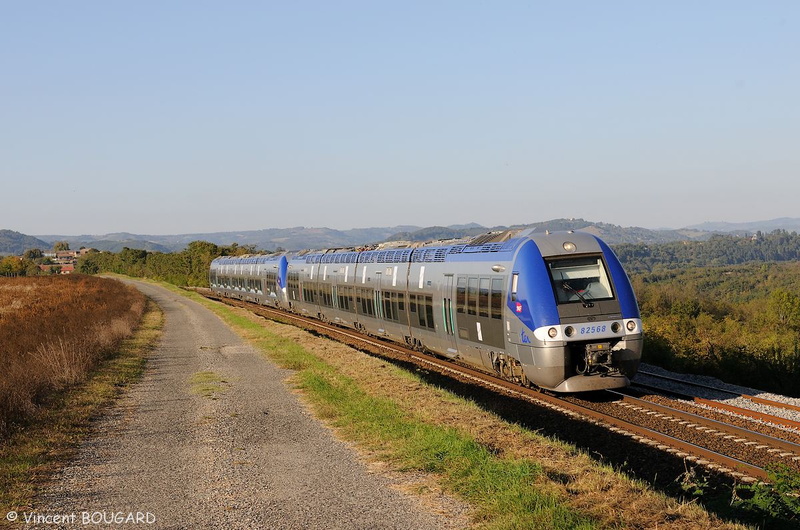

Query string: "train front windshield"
[[547, 256, 614, 304]]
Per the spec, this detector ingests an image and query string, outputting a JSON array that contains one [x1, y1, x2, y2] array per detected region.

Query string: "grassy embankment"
[[0, 276, 161, 519], [170, 284, 743, 530]]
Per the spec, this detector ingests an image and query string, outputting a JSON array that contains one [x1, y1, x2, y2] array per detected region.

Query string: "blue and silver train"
[[209, 229, 642, 392]]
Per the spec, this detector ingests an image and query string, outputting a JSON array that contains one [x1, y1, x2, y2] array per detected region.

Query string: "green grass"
[[169, 286, 598, 529], [189, 371, 228, 399], [298, 368, 593, 528], [0, 299, 163, 521]]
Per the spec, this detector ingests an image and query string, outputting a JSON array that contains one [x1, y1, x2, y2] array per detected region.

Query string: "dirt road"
[[32, 281, 456, 529]]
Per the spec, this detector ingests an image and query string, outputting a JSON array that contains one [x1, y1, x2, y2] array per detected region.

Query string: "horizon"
[[8, 215, 799, 240], [2, 3, 798, 235]]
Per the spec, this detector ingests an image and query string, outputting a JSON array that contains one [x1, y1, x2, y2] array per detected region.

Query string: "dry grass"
[[0, 275, 146, 434], [0, 297, 162, 517]]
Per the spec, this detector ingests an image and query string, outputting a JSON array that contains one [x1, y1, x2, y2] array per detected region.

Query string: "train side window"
[[511, 273, 519, 301], [391, 292, 399, 321], [491, 278, 504, 319], [418, 298, 427, 327], [479, 278, 490, 318], [409, 294, 417, 313], [456, 277, 466, 314], [383, 292, 393, 321], [467, 278, 478, 316], [425, 296, 435, 329]]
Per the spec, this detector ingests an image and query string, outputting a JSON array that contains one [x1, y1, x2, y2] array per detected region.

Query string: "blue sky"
[[2, 2, 798, 235]]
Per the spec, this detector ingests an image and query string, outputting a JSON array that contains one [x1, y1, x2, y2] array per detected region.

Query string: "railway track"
[[200, 290, 800, 483], [634, 370, 800, 431]]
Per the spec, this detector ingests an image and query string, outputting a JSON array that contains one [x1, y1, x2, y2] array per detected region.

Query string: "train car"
[[209, 254, 287, 308], [209, 229, 642, 392]]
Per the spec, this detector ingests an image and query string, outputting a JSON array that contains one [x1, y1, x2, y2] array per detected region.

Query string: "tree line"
[[615, 230, 800, 273], [632, 262, 800, 395], [75, 241, 257, 286]]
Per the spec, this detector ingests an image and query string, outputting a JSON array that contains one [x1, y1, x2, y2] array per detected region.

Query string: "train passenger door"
[[373, 271, 385, 334], [443, 274, 458, 356]]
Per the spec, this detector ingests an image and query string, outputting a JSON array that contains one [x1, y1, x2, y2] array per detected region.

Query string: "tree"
[[53, 241, 70, 252], [77, 256, 100, 275], [23, 248, 43, 260], [769, 290, 800, 331], [0, 256, 26, 276]]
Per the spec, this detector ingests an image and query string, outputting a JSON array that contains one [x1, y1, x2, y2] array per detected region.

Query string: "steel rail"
[[638, 368, 800, 411], [695, 398, 800, 431], [202, 292, 769, 481], [636, 370, 800, 429], [609, 389, 800, 456], [745, 394, 800, 413], [636, 369, 739, 395]]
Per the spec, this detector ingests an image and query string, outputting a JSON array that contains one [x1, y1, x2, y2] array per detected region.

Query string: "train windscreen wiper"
[[562, 282, 594, 308]]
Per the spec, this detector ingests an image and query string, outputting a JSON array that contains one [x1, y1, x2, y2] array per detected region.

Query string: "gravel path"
[[30, 281, 458, 529]]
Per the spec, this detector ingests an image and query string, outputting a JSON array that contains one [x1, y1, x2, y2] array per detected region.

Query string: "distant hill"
[[36, 225, 422, 253], [684, 217, 800, 234], [386, 225, 493, 242], [389, 219, 711, 245], [82, 239, 173, 253], [0, 230, 50, 255], [23, 217, 800, 255]]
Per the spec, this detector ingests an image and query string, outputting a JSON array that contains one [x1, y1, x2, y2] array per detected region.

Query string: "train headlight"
[[611, 322, 621, 333], [563, 242, 577, 253], [548, 327, 558, 338], [564, 326, 575, 337], [626, 320, 637, 332]]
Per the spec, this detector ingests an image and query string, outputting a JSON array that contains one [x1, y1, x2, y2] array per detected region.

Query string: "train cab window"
[[547, 257, 614, 304]]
